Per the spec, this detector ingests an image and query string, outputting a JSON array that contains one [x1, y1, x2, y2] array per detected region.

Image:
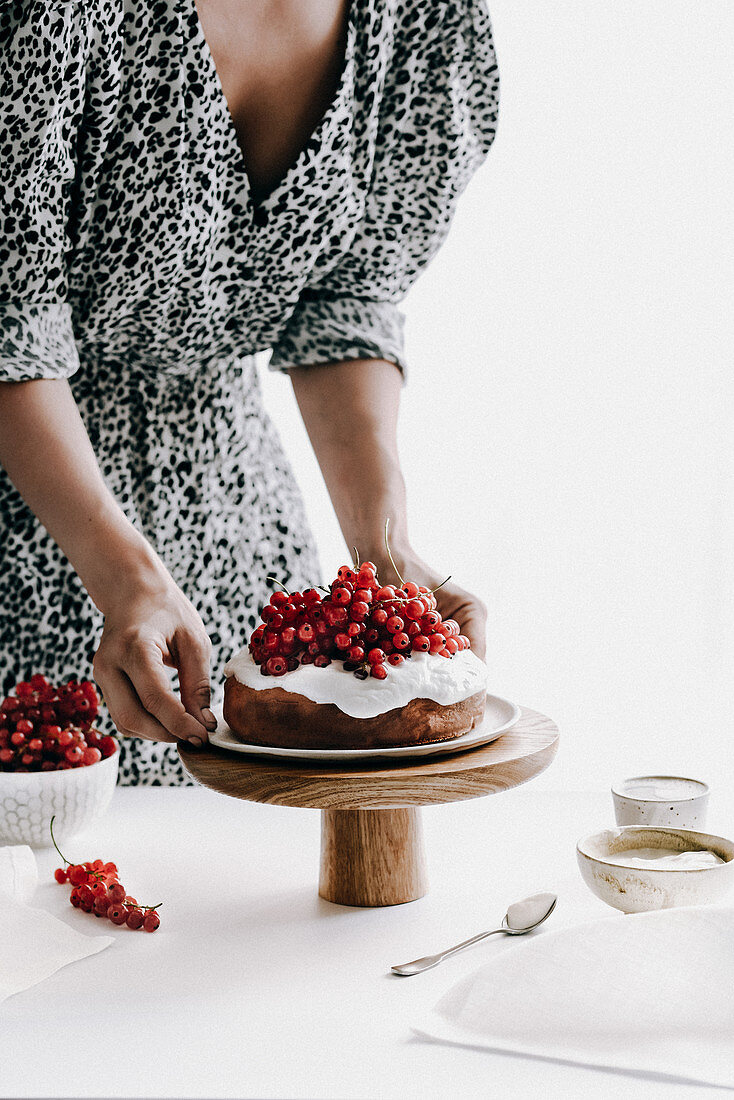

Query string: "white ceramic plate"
[[208, 694, 521, 762]]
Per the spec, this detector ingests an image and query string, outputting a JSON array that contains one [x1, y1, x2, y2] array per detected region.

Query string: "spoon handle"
[[391, 928, 503, 976]]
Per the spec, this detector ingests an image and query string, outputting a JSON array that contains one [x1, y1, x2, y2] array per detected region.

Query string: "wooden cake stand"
[[179, 707, 558, 908]]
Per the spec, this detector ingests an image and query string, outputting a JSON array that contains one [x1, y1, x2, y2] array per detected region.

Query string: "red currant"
[[370, 664, 388, 680], [385, 615, 404, 634], [93, 895, 110, 917], [367, 648, 385, 665], [387, 653, 404, 666], [411, 634, 431, 652], [107, 903, 128, 925], [392, 632, 410, 650], [54, 868, 68, 884], [68, 864, 89, 887], [126, 907, 145, 929], [143, 910, 161, 933]]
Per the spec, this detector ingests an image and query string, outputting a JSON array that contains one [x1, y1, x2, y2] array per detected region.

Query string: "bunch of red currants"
[[249, 561, 471, 679], [0, 675, 117, 772], [51, 818, 161, 932]]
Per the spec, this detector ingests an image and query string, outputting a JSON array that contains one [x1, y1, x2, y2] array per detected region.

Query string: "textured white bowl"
[[611, 775, 709, 828], [0, 750, 119, 848], [577, 826, 734, 914]]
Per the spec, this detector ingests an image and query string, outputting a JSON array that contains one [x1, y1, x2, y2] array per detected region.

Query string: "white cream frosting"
[[223, 647, 488, 719]]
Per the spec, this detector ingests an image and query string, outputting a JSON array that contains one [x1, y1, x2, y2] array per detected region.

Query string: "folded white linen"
[[413, 905, 734, 1088], [0, 845, 113, 1004]]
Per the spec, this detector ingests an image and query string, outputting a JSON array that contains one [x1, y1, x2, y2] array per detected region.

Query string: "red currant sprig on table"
[[50, 816, 162, 932], [248, 520, 472, 680], [0, 674, 117, 773]]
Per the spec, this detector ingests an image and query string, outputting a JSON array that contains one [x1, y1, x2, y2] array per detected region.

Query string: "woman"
[[0, 0, 499, 784]]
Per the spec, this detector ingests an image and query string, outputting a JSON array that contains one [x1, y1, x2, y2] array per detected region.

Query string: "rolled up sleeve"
[[0, 303, 80, 380], [268, 290, 407, 379]]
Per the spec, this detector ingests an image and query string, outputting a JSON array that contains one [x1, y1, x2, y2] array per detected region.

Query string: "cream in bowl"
[[576, 826, 734, 914], [611, 775, 709, 828]]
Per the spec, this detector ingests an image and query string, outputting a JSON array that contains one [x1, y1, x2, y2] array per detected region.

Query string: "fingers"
[[458, 611, 487, 661], [94, 666, 179, 745], [176, 630, 217, 734], [126, 640, 211, 744], [95, 638, 211, 745], [437, 589, 488, 662]]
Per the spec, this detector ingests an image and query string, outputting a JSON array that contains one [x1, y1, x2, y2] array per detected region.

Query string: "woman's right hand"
[[93, 571, 216, 746]]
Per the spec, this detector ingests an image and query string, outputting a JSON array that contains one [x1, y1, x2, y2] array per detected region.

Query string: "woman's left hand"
[[369, 549, 488, 662]]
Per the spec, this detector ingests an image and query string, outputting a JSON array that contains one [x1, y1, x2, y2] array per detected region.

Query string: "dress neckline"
[[189, 0, 357, 217]]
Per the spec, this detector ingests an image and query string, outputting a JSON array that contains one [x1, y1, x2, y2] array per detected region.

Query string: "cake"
[[222, 554, 488, 751]]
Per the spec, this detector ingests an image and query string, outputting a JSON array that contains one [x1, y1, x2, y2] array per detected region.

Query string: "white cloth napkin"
[[413, 906, 734, 1088], [0, 845, 113, 1003]]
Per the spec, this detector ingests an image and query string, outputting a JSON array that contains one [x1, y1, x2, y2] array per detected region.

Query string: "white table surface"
[[3, 777, 730, 1100]]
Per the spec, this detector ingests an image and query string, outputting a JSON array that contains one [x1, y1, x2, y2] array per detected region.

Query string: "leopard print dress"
[[0, 0, 499, 784]]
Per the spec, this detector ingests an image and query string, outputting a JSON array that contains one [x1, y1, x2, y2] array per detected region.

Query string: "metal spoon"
[[390, 892, 557, 977]]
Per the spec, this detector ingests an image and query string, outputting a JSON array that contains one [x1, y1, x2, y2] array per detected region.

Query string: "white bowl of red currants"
[[0, 675, 119, 847]]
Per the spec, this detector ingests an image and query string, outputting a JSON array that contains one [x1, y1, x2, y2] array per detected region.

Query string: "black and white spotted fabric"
[[0, 0, 499, 784]]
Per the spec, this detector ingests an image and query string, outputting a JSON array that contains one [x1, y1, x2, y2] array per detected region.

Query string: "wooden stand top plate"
[[179, 707, 558, 810]]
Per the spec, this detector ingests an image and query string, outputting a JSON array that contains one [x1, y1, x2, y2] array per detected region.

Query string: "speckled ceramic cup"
[[611, 775, 709, 829], [0, 750, 119, 847]]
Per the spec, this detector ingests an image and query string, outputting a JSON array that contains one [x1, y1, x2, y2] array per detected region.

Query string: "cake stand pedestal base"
[[179, 707, 558, 908], [319, 808, 428, 907]]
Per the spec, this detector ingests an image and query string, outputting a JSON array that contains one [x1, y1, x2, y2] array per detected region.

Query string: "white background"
[[257, 0, 734, 792]]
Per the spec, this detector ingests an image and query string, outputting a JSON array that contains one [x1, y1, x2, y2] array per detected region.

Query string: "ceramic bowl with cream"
[[576, 826, 734, 914], [611, 775, 709, 828]]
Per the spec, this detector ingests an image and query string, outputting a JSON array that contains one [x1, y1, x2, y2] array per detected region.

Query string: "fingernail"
[[187, 736, 204, 747], [202, 708, 217, 731]]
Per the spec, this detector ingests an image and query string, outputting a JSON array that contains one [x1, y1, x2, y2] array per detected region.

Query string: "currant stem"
[[352, 545, 360, 569], [429, 574, 452, 594], [266, 576, 291, 595], [384, 517, 405, 586], [49, 815, 69, 866]]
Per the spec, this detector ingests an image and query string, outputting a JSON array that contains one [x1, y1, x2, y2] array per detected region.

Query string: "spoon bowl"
[[390, 892, 557, 976]]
